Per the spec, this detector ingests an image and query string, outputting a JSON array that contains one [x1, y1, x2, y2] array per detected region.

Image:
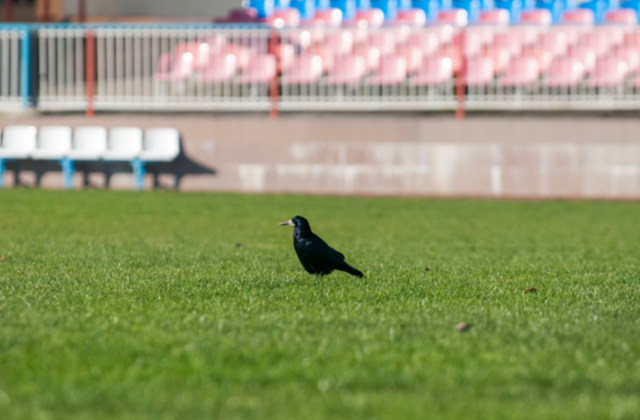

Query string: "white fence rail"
[[0, 27, 26, 111]]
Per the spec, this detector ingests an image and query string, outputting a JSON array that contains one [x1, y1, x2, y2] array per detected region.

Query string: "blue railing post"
[[20, 28, 30, 109], [0, 158, 5, 188], [132, 158, 145, 191], [60, 158, 74, 189]]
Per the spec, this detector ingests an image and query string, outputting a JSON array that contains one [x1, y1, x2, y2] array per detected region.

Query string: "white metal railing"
[[29, 23, 640, 113], [0, 27, 25, 111]]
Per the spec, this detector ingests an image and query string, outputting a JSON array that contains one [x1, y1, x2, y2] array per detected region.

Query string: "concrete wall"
[[2, 114, 640, 199], [63, 0, 239, 18]]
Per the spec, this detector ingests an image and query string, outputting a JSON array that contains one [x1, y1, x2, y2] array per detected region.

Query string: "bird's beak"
[[279, 219, 295, 227]]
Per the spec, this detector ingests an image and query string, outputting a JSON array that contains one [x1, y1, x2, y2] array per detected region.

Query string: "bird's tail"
[[339, 262, 364, 278]]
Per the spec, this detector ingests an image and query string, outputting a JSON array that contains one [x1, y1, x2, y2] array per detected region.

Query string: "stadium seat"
[[439, 43, 463, 73], [370, 0, 399, 20], [545, 56, 586, 86], [413, 55, 454, 85], [604, 8, 637, 24], [493, 0, 521, 23], [68, 127, 108, 161], [367, 31, 397, 55], [579, 28, 625, 57], [313, 8, 344, 26], [0, 125, 37, 188], [465, 55, 495, 85], [355, 45, 383, 71], [452, 0, 481, 23], [478, 9, 510, 25], [485, 45, 511, 73], [31, 126, 73, 189], [316, 0, 331, 6], [273, 43, 295, 72], [330, 0, 357, 20], [463, 26, 495, 56], [535, 0, 574, 23], [103, 128, 143, 162], [239, 54, 277, 83], [520, 8, 552, 25], [615, 46, 640, 73], [407, 30, 440, 56], [197, 54, 237, 83], [539, 30, 571, 56], [289, 0, 315, 20], [568, 45, 597, 73], [396, 8, 427, 25], [397, 46, 423, 73], [326, 55, 367, 83], [284, 55, 324, 83], [309, 45, 337, 71], [494, 31, 524, 56], [411, 0, 440, 21], [438, 9, 469, 26], [355, 9, 386, 27], [154, 52, 194, 82], [578, 0, 614, 24], [502, 56, 540, 86], [264, 8, 302, 26], [562, 9, 595, 25], [369, 55, 408, 84], [225, 44, 252, 71], [589, 56, 629, 87], [325, 30, 354, 55], [141, 128, 181, 163], [249, 0, 276, 18]]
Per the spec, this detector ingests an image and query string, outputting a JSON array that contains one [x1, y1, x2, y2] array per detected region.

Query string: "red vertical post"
[[86, 31, 95, 117], [269, 30, 279, 119], [78, 0, 86, 23], [42, 0, 51, 22], [5, 0, 13, 23], [456, 29, 466, 120]]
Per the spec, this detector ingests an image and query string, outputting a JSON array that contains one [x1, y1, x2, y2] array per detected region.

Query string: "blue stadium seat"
[[579, 0, 619, 23], [412, 0, 440, 21], [535, 0, 576, 23], [494, 0, 523, 23], [452, 0, 495, 22], [331, 0, 357, 18], [316, 0, 332, 7], [620, 0, 640, 18], [249, 0, 275, 18], [357, 0, 372, 8], [290, 0, 316, 18], [371, 0, 399, 19], [275, 0, 291, 7], [398, 0, 414, 8]]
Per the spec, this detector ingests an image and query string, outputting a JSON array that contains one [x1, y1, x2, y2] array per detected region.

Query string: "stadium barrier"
[[4, 23, 640, 113]]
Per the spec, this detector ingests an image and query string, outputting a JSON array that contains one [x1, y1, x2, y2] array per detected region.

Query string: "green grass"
[[1, 190, 640, 420]]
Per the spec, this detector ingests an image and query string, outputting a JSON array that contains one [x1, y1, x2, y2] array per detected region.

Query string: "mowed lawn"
[[1, 190, 640, 420]]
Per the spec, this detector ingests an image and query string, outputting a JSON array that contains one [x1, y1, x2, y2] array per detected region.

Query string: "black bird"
[[279, 216, 364, 278]]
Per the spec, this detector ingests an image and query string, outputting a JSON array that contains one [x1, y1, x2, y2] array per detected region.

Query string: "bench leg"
[[60, 158, 75, 190], [132, 158, 146, 191]]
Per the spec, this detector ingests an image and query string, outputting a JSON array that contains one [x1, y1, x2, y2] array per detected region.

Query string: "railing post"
[[85, 30, 95, 117], [20, 28, 30, 109], [456, 28, 466, 120], [269, 29, 279, 119]]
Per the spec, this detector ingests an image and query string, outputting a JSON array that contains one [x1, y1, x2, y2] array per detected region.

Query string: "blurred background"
[[1, 0, 640, 198]]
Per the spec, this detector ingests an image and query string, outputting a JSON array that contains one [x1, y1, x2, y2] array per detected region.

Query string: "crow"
[[279, 216, 364, 278]]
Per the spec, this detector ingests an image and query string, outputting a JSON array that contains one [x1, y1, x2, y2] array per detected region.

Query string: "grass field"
[[1, 190, 640, 420]]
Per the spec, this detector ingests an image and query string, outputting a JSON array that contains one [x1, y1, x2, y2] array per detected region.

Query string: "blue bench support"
[[60, 158, 74, 190], [0, 158, 5, 188], [20, 29, 30, 109], [132, 158, 146, 191]]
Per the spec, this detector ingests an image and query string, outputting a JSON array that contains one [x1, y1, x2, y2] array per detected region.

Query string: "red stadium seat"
[[369, 55, 408, 85], [264, 8, 301, 27], [589, 56, 629, 87], [326, 55, 367, 84], [522, 46, 554, 73], [478, 9, 510, 25], [396, 9, 427, 26], [226, 44, 252, 71], [614, 46, 640, 73], [579, 28, 624, 57], [485, 46, 510, 74], [284, 55, 324, 84], [545, 56, 586, 87], [407, 30, 440, 56], [438, 9, 469, 27], [539, 31, 570, 56], [562, 9, 594, 25], [520, 9, 552, 26], [238, 54, 277, 84], [604, 9, 637, 25], [397, 46, 423, 73], [155, 52, 194, 82], [355, 45, 382, 71], [325, 30, 354, 55], [355, 9, 385, 28], [568, 45, 597, 73], [502, 56, 540, 86], [367, 31, 397, 55], [197, 54, 237, 83], [309, 45, 336, 72], [313, 8, 343, 27], [439, 43, 463, 74], [273, 43, 295, 72], [413, 56, 454, 85], [463, 26, 494, 56], [465, 55, 495, 85]]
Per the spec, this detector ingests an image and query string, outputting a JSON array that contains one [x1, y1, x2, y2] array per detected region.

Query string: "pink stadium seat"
[[579, 29, 624, 57], [284, 55, 324, 84], [562, 9, 595, 25], [463, 26, 494, 56], [226, 44, 252, 71], [615, 46, 640, 73], [413, 56, 453, 85], [238, 54, 277, 83], [369, 55, 408, 85], [283, 29, 323, 48], [396, 9, 427, 26], [263, 8, 301, 27], [568, 45, 597, 73], [494, 32, 522, 56], [274, 43, 295, 72], [545, 56, 586, 87], [438, 9, 468, 27], [313, 8, 343, 27], [439, 43, 462, 74], [539, 31, 571, 56], [355, 45, 382, 71], [523, 45, 554, 73], [465, 55, 495, 85], [309, 45, 336, 72], [479, 9, 510, 25], [325, 30, 354, 55], [367, 31, 397, 55], [604, 9, 637, 25], [485, 46, 510, 74], [397, 46, 423, 74], [154, 52, 193, 82], [326, 55, 367, 84], [355, 9, 385, 28], [520, 9, 552, 26], [407, 30, 440, 56], [589, 56, 629, 87], [502, 57, 540, 86], [197, 54, 237, 83]]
